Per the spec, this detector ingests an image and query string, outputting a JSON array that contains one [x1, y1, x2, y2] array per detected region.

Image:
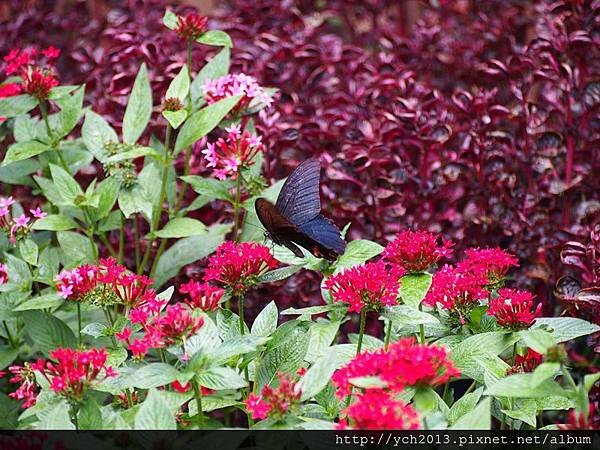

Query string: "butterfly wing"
[[297, 215, 346, 256], [255, 198, 305, 258], [275, 158, 321, 226]]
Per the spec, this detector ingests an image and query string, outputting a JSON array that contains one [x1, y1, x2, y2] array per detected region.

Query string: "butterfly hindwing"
[[275, 158, 321, 226], [297, 215, 346, 255]]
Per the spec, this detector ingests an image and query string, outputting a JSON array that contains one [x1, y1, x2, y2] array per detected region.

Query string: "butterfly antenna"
[[241, 220, 266, 232]]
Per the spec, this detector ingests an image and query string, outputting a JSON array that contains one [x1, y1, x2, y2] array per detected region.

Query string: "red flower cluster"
[[7, 348, 116, 406], [0, 197, 46, 244], [423, 264, 488, 321], [180, 280, 224, 312], [332, 338, 460, 398], [488, 288, 541, 330], [245, 372, 301, 420], [507, 349, 543, 375], [339, 390, 421, 430], [324, 262, 402, 313], [383, 230, 453, 272], [0, 82, 23, 123], [558, 404, 598, 430], [204, 241, 277, 296], [0, 263, 7, 285], [3, 47, 60, 100], [175, 13, 208, 41], [202, 73, 272, 114], [459, 248, 519, 285], [202, 125, 264, 180]]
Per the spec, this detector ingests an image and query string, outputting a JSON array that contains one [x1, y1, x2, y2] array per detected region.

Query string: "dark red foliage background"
[[1, 1, 600, 411]]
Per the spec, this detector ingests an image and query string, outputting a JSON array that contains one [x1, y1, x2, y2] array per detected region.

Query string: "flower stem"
[[76, 303, 82, 347], [238, 293, 252, 401], [384, 319, 392, 350], [39, 100, 69, 171], [356, 309, 367, 356], [232, 173, 243, 242], [118, 223, 125, 265], [71, 403, 79, 430], [561, 363, 578, 391], [191, 378, 205, 429], [3, 321, 16, 348], [134, 217, 141, 270]]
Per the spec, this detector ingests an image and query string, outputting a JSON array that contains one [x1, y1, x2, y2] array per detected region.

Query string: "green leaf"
[[502, 402, 537, 428], [191, 48, 230, 107], [585, 372, 600, 393], [447, 387, 484, 425], [54, 85, 85, 138], [166, 65, 190, 101], [82, 110, 118, 162], [185, 316, 221, 361], [134, 389, 176, 430], [519, 328, 558, 354], [281, 304, 342, 321], [174, 96, 241, 154], [132, 363, 192, 389], [0, 347, 19, 370], [305, 321, 341, 363], [196, 30, 233, 47], [13, 115, 42, 142], [2, 140, 50, 166], [0, 94, 37, 117], [122, 63, 152, 145], [333, 240, 384, 272], [81, 322, 109, 339], [93, 176, 121, 220], [485, 373, 569, 398], [450, 397, 491, 430], [78, 397, 103, 430], [257, 265, 302, 283], [532, 317, 600, 343], [154, 217, 207, 238], [208, 335, 269, 366], [181, 175, 234, 201], [162, 9, 178, 29], [32, 214, 78, 231], [22, 310, 76, 356], [1, 254, 32, 292], [530, 362, 560, 388], [162, 109, 187, 130], [49, 163, 83, 205], [153, 223, 230, 288], [57, 231, 96, 267], [48, 85, 79, 100], [98, 210, 123, 232], [15, 293, 61, 311], [299, 356, 340, 401], [251, 301, 278, 337], [195, 366, 247, 390], [399, 273, 432, 308], [19, 238, 38, 266], [105, 146, 160, 163], [382, 304, 440, 327], [37, 398, 75, 429]]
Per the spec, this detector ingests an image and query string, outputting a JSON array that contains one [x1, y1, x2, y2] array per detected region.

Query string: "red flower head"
[[3, 47, 60, 100], [202, 73, 272, 114], [204, 241, 278, 296], [245, 372, 301, 420], [488, 288, 541, 330], [5, 363, 39, 408], [423, 264, 488, 323], [339, 390, 421, 430], [558, 404, 598, 430], [324, 261, 402, 313], [202, 125, 264, 180], [180, 280, 224, 312], [459, 248, 519, 285], [0, 263, 8, 285], [507, 349, 543, 374], [175, 13, 208, 41], [383, 230, 454, 272], [332, 338, 460, 398], [54, 265, 99, 301]]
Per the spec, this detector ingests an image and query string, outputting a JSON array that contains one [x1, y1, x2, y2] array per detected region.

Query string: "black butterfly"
[[255, 158, 346, 261]]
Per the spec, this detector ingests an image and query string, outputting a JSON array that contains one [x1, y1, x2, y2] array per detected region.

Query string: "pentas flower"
[[324, 262, 402, 313], [0, 197, 45, 244], [180, 280, 224, 312], [55, 264, 99, 301], [3, 47, 60, 100], [0, 263, 7, 284], [339, 390, 421, 430], [332, 338, 460, 398], [5, 363, 38, 408], [174, 13, 208, 41], [202, 73, 272, 114], [488, 288, 541, 330], [459, 248, 519, 286], [202, 125, 264, 180], [204, 241, 278, 296], [558, 404, 598, 430], [245, 372, 301, 420], [423, 264, 488, 324], [383, 230, 454, 272], [507, 349, 543, 374]]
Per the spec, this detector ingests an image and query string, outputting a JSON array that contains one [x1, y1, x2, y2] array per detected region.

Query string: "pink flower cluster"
[[383, 230, 453, 272], [0, 263, 7, 285], [459, 248, 519, 285], [6, 348, 115, 406], [202, 73, 272, 114], [174, 13, 208, 41], [245, 372, 301, 420], [204, 241, 278, 296], [202, 125, 264, 180], [0, 197, 46, 244], [332, 338, 460, 398], [324, 262, 403, 313], [180, 280, 224, 312], [488, 288, 541, 330], [3, 47, 60, 100], [339, 390, 421, 430]]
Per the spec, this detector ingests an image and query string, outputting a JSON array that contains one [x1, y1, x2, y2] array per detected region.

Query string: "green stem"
[[464, 379, 477, 396], [149, 239, 168, 279], [71, 404, 79, 430], [118, 221, 125, 265], [103, 308, 117, 348], [99, 234, 118, 258], [384, 319, 392, 350], [561, 363, 578, 390], [77, 303, 82, 347], [232, 172, 242, 242], [419, 324, 425, 344], [39, 100, 69, 171], [356, 309, 367, 356], [238, 293, 252, 410], [442, 381, 449, 404], [3, 320, 16, 348], [191, 379, 205, 429], [510, 342, 518, 366], [134, 217, 141, 270]]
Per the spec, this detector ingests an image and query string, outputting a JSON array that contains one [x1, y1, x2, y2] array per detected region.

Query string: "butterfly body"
[[255, 158, 346, 262]]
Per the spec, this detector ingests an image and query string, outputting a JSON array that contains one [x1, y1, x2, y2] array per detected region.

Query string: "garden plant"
[[0, 0, 599, 432]]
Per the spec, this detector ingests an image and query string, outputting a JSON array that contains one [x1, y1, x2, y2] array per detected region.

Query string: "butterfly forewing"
[[275, 158, 321, 226]]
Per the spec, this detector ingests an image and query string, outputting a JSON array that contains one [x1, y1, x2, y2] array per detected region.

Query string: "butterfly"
[[255, 158, 346, 261]]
